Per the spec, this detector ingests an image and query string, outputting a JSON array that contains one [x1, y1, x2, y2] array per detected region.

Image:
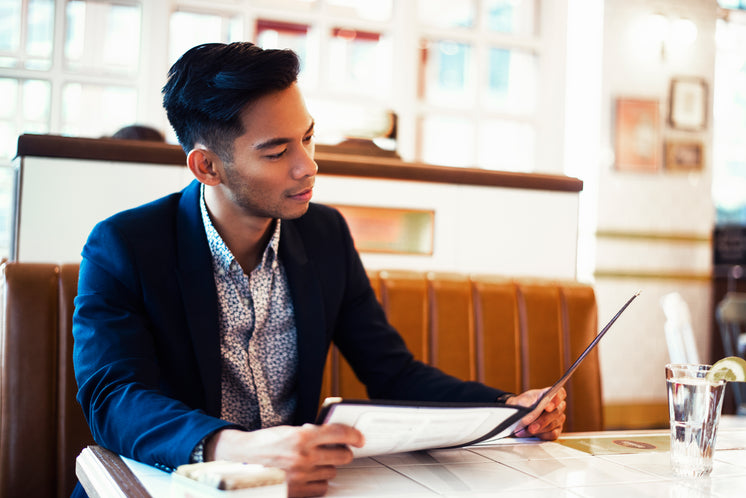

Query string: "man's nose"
[[293, 146, 318, 179]]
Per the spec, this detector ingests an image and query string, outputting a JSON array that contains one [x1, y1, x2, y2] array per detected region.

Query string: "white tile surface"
[[113, 428, 746, 498], [598, 449, 743, 478], [442, 489, 583, 498], [500, 456, 660, 487], [327, 466, 435, 497], [570, 480, 715, 498], [373, 448, 491, 466], [471, 441, 589, 462], [707, 474, 746, 497], [391, 461, 555, 495]]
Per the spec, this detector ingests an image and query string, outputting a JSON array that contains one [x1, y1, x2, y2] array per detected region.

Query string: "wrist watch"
[[496, 392, 514, 404]]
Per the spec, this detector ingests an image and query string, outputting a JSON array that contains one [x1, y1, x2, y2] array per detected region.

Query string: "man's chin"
[[280, 204, 311, 221]]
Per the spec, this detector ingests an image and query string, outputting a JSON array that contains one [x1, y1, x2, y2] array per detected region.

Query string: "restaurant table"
[[77, 416, 746, 497]]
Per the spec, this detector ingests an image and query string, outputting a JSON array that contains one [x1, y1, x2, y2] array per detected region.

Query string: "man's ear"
[[187, 147, 221, 186]]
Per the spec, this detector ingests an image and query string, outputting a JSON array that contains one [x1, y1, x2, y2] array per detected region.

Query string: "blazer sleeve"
[[73, 217, 238, 471]]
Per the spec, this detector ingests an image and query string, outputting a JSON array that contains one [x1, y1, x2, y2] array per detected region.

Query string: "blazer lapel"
[[281, 220, 330, 424], [175, 180, 222, 417]]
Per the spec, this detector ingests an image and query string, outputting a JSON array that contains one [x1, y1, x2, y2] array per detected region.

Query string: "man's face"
[[217, 83, 317, 221]]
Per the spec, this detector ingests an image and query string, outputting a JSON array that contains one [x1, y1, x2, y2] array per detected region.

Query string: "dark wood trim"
[[16, 133, 186, 166], [16, 134, 583, 192], [313, 151, 583, 192], [77, 445, 152, 498]]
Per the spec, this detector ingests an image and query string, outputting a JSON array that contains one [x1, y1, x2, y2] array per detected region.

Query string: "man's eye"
[[265, 149, 287, 159], [303, 133, 314, 143]]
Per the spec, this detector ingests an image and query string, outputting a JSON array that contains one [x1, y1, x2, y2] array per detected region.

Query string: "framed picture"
[[665, 140, 703, 172], [333, 204, 434, 255], [669, 77, 708, 131], [614, 98, 661, 172]]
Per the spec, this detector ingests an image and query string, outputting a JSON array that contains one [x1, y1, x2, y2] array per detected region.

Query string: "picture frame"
[[669, 77, 708, 131], [665, 140, 704, 172], [333, 204, 434, 255], [614, 98, 661, 172]]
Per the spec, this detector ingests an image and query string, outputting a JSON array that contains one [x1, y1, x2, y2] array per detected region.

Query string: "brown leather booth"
[[0, 263, 91, 498], [323, 271, 602, 433], [0, 263, 601, 498]]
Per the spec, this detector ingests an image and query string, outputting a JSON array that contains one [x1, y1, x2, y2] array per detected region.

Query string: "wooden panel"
[[76, 446, 152, 498], [379, 271, 429, 362], [560, 284, 602, 432], [471, 278, 521, 394], [428, 274, 474, 381], [603, 402, 668, 430], [517, 283, 564, 391]]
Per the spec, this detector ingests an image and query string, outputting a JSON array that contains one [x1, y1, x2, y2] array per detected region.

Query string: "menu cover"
[[315, 398, 530, 458]]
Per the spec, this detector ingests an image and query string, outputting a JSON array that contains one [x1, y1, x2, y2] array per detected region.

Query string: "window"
[[713, 12, 746, 224], [416, 0, 541, 170], [0, 0, 55, 70], [170, 10, 243, 65], [328, 28, 391, 98], [0, 78, 50, 157], [65, 0, 142, 74], [255, 19, 310, 76], [61, 83, 137, 137]]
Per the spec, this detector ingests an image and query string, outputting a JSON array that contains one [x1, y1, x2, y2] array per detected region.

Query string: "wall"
[[593, 0, 719, 426]]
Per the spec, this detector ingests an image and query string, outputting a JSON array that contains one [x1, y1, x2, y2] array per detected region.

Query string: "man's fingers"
[[313, 443, 356, 466], [286, 465, 340, 497], [303, 423, 365, 448], [526, 410, 567, 438], [515, 398, 567, 438], [287, 479, 329, 498]]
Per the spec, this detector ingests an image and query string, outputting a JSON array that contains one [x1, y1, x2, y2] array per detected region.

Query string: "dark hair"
[[111, 125, 165, 142], [162, 42, 300, 161]]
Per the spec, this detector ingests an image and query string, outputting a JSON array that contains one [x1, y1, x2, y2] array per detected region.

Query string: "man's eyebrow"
[[254, 121, 315, 151]]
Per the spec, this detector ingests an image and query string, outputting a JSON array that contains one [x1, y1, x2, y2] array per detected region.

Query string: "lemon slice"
[[706, 356, 746, 383]]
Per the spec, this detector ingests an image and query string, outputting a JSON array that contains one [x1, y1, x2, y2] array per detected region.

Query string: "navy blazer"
[[73, 180, 503, 471]]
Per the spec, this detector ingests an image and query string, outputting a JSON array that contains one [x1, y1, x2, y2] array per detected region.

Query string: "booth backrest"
[[323, 270, 603, 433], [0, 263, 601, 498], [0, 262, 91, 498]]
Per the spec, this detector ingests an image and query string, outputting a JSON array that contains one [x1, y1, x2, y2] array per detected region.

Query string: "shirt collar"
[[200, 183, 281, 274]]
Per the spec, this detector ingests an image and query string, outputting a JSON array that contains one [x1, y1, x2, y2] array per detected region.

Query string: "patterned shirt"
[[199, 185, 298, 430]]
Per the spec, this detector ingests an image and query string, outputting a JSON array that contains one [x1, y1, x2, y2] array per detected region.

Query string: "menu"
[[316, 398, 529, 458]]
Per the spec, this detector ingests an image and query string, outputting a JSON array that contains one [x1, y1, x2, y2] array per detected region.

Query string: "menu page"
[[317, 399, 529, 458]]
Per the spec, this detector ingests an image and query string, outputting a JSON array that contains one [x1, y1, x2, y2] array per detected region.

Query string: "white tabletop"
[[107, 416, 746, 498]]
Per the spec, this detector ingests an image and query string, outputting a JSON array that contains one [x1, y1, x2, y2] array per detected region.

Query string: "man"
[[73, 42, 566, 498]]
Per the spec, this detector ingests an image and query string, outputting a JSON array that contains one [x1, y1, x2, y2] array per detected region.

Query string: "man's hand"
[[205, 423, 365, 497], [505, 387, 567, 440]]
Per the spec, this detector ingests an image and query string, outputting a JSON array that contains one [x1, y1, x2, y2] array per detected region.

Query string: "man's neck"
[[204, 187, 274, 274]]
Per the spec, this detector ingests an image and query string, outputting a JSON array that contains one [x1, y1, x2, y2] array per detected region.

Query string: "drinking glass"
[[665, 364, 726, 478]]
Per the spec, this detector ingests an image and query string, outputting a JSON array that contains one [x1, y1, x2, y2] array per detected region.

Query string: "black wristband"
[[496, 392, 514, 404]]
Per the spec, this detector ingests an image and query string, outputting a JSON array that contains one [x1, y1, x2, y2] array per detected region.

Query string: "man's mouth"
[[289, 187, 313, 201]]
